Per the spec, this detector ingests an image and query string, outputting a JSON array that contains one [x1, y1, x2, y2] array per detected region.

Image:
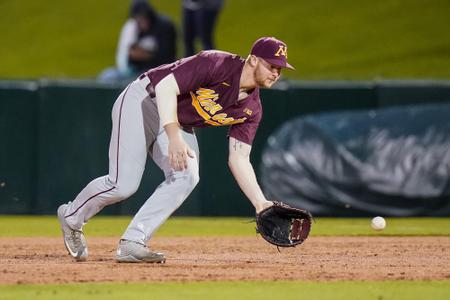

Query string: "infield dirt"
[[0, 236, 449, 284]]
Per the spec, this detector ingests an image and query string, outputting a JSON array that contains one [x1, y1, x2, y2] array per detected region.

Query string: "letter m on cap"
[[274, 45, 288, 58]]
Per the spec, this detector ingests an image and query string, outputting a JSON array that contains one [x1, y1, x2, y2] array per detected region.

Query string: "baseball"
[[371, 216, 386, 231]]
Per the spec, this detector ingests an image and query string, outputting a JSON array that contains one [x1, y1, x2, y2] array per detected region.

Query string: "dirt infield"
[[0, 236, 449, 284]]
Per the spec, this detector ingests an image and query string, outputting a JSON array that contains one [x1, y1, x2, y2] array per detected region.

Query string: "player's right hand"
[[164, 122, 195, 171], [168, 136, 195, 171]]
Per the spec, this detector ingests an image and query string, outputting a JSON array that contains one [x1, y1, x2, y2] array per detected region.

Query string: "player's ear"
[[247, 55, 258, 68]]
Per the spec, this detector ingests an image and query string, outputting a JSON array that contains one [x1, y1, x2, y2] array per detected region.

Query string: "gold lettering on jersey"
[[195, 88, 222, 114], [190, 88, 247, 126], [212, 113, 246, 125], [274, 45, 288, 58], [196, 88, 219, 101], [244, 108, 253, 116]]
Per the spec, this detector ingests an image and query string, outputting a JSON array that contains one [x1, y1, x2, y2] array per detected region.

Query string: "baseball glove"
[[256, 201, 312, 247]]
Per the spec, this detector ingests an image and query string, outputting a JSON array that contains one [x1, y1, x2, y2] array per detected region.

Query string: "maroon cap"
[[250, 37, 294, 70]]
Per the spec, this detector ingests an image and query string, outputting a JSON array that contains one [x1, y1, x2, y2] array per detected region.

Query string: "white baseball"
[[371, 216, 386, 231]]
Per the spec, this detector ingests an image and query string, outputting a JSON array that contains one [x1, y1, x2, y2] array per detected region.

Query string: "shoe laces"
[[70, 230, 83, 249]]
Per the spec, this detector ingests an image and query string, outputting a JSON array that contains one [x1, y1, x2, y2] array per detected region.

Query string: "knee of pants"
[[171, 166, 200, 194], [113, 182, 140, 201], [173, 170, 199, 208], [186, 169, 200, 191]]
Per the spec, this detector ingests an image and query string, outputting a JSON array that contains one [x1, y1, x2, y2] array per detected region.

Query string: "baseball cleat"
[[57, 203, 88, 262], [115, 239, 166, 263]]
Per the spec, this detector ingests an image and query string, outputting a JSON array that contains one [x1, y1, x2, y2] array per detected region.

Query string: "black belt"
[[181, 127, 194, 134], [139, 73, 156, 98]]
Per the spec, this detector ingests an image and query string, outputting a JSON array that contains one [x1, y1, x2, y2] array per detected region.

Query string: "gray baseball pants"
[[63, 76, 200, 245]]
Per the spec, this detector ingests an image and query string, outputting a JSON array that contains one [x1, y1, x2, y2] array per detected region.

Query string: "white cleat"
[[116, 239, 165, 263], [57, 203, 88, 262]]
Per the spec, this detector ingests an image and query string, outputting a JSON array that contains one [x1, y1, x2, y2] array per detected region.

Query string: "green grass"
[[0, 281, 449, 300], [1, 0, 449, 79], [0, 216, 449, 237]]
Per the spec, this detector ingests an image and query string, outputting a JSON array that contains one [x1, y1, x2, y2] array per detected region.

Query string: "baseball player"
[[57, 37, 294, 263]]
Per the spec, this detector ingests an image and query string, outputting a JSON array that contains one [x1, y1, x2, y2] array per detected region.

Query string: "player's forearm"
[[154, 73, 181, 132], [164, 122, 182, 141], [228, 156, 267, 211]]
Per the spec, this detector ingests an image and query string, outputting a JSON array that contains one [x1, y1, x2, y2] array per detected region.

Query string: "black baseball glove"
[[256, 201, 312, 247]]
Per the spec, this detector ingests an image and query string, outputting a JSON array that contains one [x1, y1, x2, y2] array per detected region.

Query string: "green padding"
[[1, 80, 450, 215], [377, 80, 450, 107], [0, 84, 38, 213], [35, 84, 119, 214], [196, 126, 250, 215]]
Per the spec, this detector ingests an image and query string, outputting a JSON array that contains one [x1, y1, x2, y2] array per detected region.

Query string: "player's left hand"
[[256, 201, 312, 247]]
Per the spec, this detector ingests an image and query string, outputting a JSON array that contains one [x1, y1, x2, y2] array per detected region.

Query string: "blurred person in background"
[[182, 0, 224, 56], [99, 0, 177, 82]]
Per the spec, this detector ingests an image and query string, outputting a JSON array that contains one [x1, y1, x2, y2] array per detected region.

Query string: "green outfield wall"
[[1, 80, 449, 216]]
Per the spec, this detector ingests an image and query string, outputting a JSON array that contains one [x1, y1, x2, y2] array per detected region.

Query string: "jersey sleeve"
[[171, 52, 214, 94], [228, 109, 263, 145]]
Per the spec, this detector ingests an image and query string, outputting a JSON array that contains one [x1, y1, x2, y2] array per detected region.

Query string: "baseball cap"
[[251, 37, 295, 70]]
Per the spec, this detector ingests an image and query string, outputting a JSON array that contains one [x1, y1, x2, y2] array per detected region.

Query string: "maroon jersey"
[[145, 50, 262, 145]]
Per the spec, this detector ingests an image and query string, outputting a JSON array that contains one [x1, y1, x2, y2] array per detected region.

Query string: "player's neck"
[[239, 62, 257, 92]]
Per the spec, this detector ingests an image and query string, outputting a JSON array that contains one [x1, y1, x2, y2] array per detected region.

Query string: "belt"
[[181, 126, 194, 134], [138, 73, 156, 98]]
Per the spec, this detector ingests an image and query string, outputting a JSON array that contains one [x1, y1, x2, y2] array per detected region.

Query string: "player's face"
[[255, 58, 281, 88]]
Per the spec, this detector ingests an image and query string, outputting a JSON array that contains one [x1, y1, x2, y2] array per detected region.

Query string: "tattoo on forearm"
[[233, 140, 242, 151]]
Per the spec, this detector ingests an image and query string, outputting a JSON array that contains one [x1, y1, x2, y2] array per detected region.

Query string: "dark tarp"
[[261, 103, 450, 216]]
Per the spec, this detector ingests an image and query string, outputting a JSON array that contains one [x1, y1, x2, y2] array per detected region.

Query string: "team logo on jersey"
[[274, 45, 288, 58], [190, 88, 247, 126]]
